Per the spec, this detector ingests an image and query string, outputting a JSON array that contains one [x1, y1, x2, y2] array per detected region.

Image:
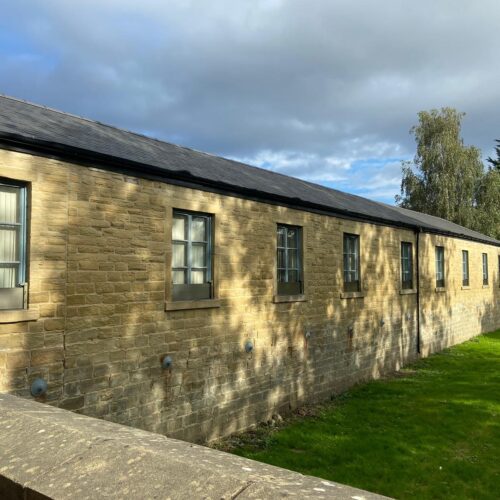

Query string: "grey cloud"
[[1, 0, 499, 200]]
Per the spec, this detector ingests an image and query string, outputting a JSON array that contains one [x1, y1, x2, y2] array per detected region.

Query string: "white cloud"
[[231, 150, 351, 182], [0, 1, 499, 203]]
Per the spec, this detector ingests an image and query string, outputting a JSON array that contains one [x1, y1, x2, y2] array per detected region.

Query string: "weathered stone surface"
[[0, 394, 387, 499], [0, 149, 499, 442]]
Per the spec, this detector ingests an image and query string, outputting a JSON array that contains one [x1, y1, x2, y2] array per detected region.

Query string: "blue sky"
[[1, 1, 499, 204]]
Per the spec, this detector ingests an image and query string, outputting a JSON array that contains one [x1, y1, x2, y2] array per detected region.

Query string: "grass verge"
[[214, 331, 500, 499]]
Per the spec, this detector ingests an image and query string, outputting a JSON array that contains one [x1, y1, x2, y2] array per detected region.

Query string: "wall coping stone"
[[0, 394, 388, 499], [273, 294, 307, 304], [340, 291, 365, 299], [0, 309, 39, 324], [165, 298, 221, 311]]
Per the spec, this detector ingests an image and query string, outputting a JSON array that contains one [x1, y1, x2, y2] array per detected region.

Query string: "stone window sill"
[[482, 284, 489, 289], [273, 294, 307, 304], [435, 287, 446, 293], [165, 299, 221, 312], [400, 288, 417, 295], [340, 291, 365, 299], [461, 285, 471, 290], [0, 309, 39, 324]]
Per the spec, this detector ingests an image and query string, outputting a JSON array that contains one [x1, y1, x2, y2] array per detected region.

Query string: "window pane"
[[287, 228, 297, 249], [404, 243, 411, 260], [172, 215, 187, 240], [192, 244, 206, 268], [343, 236, 349, 256], [344, 234, 359, 284], [172, 269, 186, 284], [0, 186, 20, 224], [276, 225, 301, 292], [277, 226, 286, 248], [191, 217, 207, 242], [350, 253, 356, 273], [401, 243, 412, 287], [288, 248, 298, 270], [0, 265, 17, 288], [462, 251, 469, 281], [0, 227, 18, 262], [435, 247, 444, 282], [349, 236, 355, 255], [172, 243, 186, 267], [277, 248, 286, 269], [172, 211, 213, 300], [191, 270, 206, 284]]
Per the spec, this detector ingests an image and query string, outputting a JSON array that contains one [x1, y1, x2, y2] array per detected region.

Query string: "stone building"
[[0, 95, 499, 442]]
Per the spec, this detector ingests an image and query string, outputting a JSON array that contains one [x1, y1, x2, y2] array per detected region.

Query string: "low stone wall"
[[0, 394, 386, 499]]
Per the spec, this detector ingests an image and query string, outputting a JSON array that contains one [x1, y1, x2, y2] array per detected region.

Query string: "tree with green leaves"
[[475, 167, 500, 239], [396, 108, 485, 232], [487, 139, 500, 169]]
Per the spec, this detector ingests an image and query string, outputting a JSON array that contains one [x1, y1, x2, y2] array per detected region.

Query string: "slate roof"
[[0, 94, 498, 246]]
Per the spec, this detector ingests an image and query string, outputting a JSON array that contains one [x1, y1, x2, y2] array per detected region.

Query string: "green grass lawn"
[[225, 331, 500, 499]]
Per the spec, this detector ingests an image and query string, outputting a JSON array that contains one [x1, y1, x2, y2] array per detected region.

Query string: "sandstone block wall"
[[0, 149, 499, 442], [418, 233, 500, 355]]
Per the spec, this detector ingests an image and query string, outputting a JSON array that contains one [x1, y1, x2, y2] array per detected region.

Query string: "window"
[[0, 181, 27, 310], [401, 242, 413, 289], [343, 233, 360, 292], [277, 225, 302, 295], [482, 253, 489, 286], [171, 210, 213, 301], [462, 250, 469, 286], [435, 246, 445, 288]]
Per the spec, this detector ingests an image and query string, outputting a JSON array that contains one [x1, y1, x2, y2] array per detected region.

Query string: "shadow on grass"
[[217, 331, 500, 500]]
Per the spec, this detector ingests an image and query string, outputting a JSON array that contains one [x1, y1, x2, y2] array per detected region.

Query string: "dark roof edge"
[[413, 225, 500, 247], [2, 132, 500, 248]]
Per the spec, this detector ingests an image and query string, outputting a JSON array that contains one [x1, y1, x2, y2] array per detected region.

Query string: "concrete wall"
[[0, 149, 499, 442], [0, 393, 385, 500]]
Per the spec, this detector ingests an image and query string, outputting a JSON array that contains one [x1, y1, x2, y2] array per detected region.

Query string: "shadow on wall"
[[4, 160, 167, 424], [3, 153, 498, 444], [420, 237, 500, 357], [170, 212, 423, 442], [1, 151, 69, 405]]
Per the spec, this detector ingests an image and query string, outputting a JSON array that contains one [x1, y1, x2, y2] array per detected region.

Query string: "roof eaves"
[[1, 122, 500, 248], [0, 131, 421, 230]]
